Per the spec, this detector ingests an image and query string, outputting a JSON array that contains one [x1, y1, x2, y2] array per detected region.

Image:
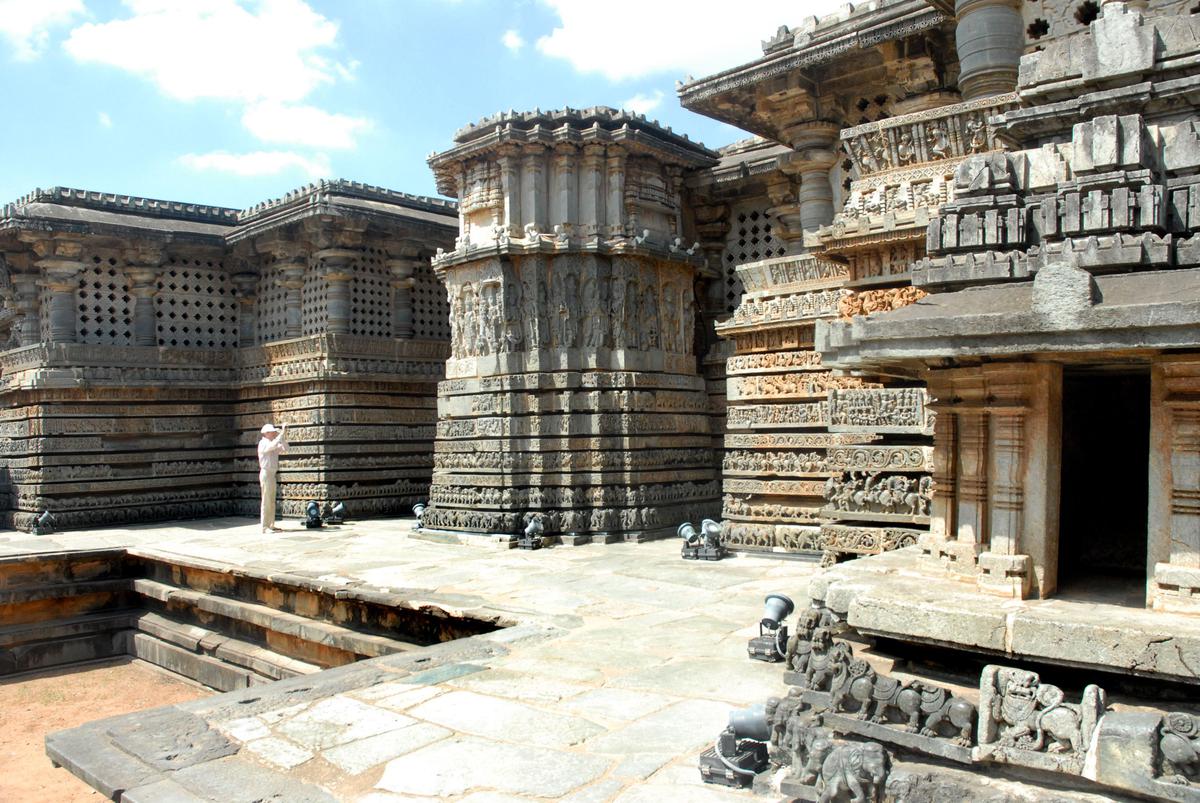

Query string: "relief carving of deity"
[[609, 277, 628, 349], [554, 271, 580, 348], [661, 284, 679, 353], [461, 285, 478, 356], [502, 280, 524, 352], [640, 282, 660, 351], [582, 278, 608, 349]]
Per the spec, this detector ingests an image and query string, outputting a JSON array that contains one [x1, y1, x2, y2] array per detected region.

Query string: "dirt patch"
[[0, 658, 211, 802]]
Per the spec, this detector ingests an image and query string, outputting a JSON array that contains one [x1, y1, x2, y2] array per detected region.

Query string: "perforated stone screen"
[[412, 260, 450, 341], [1021, 0, 1192, 48], [302, 259, 328, 337], [155, 262, 236, 349], [76, 260, 133, 345], [721, 204, 786, 313], [352, 251, 393, 338], [256, 260, 289, 344]]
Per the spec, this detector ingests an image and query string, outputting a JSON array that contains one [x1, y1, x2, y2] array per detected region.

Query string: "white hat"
[[260, 423, 278, 435]]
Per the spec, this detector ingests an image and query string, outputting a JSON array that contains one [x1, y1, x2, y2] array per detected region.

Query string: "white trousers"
[[259, 470, 278, 529]]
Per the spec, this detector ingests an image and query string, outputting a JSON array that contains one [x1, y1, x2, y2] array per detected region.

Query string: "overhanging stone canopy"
[[420, 107, 723, 543]]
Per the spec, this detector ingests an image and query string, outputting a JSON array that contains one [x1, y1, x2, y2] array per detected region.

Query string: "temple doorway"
[[1056, 368, 1150, 605]]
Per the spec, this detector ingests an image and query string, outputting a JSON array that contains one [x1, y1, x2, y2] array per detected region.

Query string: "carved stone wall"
[[0, 182, 456, 531], [423, 108, 721, 543]]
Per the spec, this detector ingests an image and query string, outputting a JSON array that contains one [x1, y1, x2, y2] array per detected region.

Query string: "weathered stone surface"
[[106, 708, 238, 772], [375, 736, 610, 798], [275, 697, 416, 751], [323, 722, 451, 775], [171, 756, 337, 802], [582, 700, 730, 755], [408, 690, 603, 747]]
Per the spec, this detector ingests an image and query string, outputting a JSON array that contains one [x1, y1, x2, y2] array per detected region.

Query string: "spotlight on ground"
[[412, 501, 426, 529], [323, 500, 345, 524], [680, 518, 726, 561], [30, 509, 55, 535], [518, 513, 544, 550], [747, 593, 794, 662], [698, 703, 770, 787], [304, 500, 324, 529]]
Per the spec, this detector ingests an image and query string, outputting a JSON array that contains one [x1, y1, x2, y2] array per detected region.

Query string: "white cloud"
[[621, 90, 664, 115], [0, 0, 84, 61], [501, 29, 524, 53], [536, 0, 843, 81], [178, 150, 331, 178], [242, 102, 370, 150], [97, 111, 113, 128], [64, 0, 346, 103], [63, 1, 372, 153]]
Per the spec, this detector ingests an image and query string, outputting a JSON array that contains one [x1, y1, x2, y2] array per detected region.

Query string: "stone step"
[[0, 630, 128, 675], [131, 578, 414, 664], [119, 630, 263, 692], [134, 611, 322, 681], [0, 609, 138, 649]]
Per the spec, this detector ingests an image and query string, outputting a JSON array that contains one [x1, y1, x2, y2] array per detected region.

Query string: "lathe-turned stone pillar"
[[955, 0, 1023, 100], [231, 272, 258, 347], [276, 258, 306, 340], [11, 273, 41, 347], [316, 248, 357, 335], [38, 258, 83, 344], [126, 258, 163, 347], [425, 107, 721, 545], [786, 121, 842, 235], [388, 248, 423, 340]]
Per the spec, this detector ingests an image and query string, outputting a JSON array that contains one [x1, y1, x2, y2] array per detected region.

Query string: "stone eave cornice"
[[430, 238, 712, 276], [2, 186, 239, 226], [715, 314, 825, 338], [1, 180, 457, 251], [687, 140, 791, 191], [236, 179, 457, 225], [677, 0, 948, 134], [226, 193, 457, 245], [448, 106, 713, 156], [429, 116, 719, 194]]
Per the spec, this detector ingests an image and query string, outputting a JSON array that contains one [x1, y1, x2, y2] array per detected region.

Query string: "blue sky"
[[0, 0, 832, 209]]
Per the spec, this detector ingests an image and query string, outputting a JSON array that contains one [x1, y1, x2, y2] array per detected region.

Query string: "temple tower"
[[423, 108, 721, 544]]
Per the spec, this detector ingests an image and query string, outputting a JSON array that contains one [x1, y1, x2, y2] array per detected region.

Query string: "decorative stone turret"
[[424, 107, 721, 544]]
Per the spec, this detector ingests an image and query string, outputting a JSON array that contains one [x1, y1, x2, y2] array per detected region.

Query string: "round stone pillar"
[[788, 121, 842, 234], [127, 267, 160, 347], [37, 259, 83, 344], [276, 261, 306, 340], [955, 0, 1024, 100], [231, 272, 258, 347], [388, 257, 419, 339], [11, 275, 41, 346], [316, 249, 357, 336]]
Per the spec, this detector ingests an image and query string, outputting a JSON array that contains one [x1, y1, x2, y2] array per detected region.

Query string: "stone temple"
[[6, 0, 1200, 800]]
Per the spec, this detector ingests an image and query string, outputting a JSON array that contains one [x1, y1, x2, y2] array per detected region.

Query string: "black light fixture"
[[30, 509, 55, 535], [323, 500, 345, 524], [680, 518, 726, 560], [304, 500, 323, 529], [698, 703, 770, 787], [747, 593, 795, 663], [518, 513, 544, 550]]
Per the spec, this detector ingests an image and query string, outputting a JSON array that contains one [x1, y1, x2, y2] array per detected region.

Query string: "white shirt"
[[257, 434, 288, 472]]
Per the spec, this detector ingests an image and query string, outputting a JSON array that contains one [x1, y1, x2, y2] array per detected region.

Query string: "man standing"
[[258, 422, 288, 533]]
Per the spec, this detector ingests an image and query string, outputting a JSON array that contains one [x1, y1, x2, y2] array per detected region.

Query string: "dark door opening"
[[1057, 369, 1149, 605]]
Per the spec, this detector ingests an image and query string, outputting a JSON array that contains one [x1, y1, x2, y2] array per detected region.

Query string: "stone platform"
[[0, 517, 819, 802], [813, 546, 1200, 684]]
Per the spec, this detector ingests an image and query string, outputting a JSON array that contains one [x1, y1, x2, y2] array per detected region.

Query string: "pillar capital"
[[954, 0, 1023, 100], [36, 257, 85, 290]]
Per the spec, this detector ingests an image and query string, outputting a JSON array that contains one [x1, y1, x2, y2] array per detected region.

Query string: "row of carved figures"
[[448, 272, 694, 357], [822, 472, 933, 517]]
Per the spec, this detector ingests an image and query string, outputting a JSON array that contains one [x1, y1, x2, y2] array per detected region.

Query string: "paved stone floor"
[[2, 517, 819, 802]]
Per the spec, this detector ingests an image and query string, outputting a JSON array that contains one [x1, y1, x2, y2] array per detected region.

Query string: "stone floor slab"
[[375, 736, 611, 798], [276, 696, 415, 751], [408, 689, 603, 748], [583, 700, 731, 755], [242, 736, 315, 769], [323, 722, 451, 775]]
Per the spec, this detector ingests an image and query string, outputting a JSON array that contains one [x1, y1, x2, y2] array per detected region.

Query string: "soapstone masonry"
[[0, 182, 457, 530], [423, 108, 721, 543]]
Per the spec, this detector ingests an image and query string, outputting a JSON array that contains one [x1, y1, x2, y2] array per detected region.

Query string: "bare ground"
[[0, 658, 210, 803]]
